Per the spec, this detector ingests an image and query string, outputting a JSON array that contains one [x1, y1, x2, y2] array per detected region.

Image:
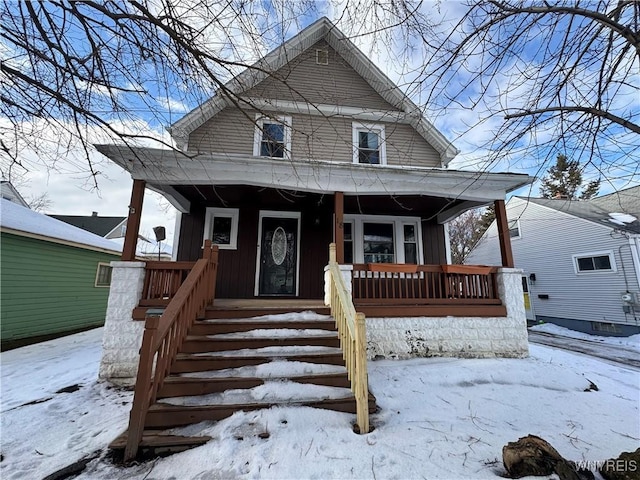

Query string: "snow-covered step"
[[178, 360, 347, 379], [180, 334, 340, 353], [192, 317, 337, 334], [161, 380, 353, 406], [145, 394, 374, 428], [172, 347, 346, 373]]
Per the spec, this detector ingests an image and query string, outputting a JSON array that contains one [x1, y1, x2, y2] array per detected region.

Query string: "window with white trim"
[[344, 215, 423, 264], [95, 263, 113, 287], [572, 251, 616, 273], [352, 122, 386, 165], [343, 221, 354, 264], [203, 208, 239, 250], [509, 219, 521, 238], [253, 115, 291, 159]]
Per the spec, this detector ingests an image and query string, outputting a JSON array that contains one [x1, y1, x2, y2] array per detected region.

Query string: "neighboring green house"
[[1, 199, 122, 349]]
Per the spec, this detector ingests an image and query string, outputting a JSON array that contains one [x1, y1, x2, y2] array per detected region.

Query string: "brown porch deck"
[[134, 262, 507, 320]]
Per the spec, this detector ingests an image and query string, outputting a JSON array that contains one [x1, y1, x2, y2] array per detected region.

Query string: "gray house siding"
[[243, 40, 398, 111], [188, 108, 441, 167], [467, 197, 640, 334]]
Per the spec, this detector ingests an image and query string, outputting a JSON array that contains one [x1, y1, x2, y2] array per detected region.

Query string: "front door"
[[255, 212, 300, 296]]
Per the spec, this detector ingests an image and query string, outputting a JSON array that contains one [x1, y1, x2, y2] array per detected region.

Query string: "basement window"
[[95, 263, 113, 287], [204, 207, 239, 250]]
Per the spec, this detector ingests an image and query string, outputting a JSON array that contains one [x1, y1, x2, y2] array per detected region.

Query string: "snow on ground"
[[530, 323, 640, 351], [1, 328, 638, 480]]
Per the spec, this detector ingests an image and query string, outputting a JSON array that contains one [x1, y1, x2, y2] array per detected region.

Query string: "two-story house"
[[95, 18, 535, 457]]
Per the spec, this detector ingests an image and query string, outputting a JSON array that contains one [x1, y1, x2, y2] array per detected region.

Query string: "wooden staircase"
[[110, 310, 376, 457]]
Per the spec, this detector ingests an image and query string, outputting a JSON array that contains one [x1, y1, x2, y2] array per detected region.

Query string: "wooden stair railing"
[[326, 243, 369, 434], [124, 241, 219, 461]]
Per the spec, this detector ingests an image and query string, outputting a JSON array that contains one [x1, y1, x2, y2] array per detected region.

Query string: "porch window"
[[203, 207, 239, 250], [95, 263, 113, 287], [344, 221, 354, 263], [344, 215, 423, 264], [363, 222, 395, 263], [253, 115, 291, 159], [572, 251, 616, 274], [403, 224, 418, 263], [352, 122, 386, 165]]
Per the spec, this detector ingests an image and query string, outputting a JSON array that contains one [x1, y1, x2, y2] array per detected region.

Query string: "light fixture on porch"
[[529, 273, 536, 285], [153, 226, 166, 261]]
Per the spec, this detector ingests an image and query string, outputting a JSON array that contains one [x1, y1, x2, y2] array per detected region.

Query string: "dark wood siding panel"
[[177, 208, 205, 261], [243, 41, 398, 111], [177, 188, 333, 299], [422, 222, 447, 264]]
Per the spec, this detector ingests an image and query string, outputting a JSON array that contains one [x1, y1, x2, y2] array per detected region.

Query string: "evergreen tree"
[[539, 154, 600, 199]]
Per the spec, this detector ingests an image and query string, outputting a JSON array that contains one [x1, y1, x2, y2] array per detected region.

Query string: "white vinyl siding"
[[466, 197, 640, 326]]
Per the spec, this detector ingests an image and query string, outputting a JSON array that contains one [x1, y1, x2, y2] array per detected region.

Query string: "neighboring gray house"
[[1, 181, 29, 208], [467, 186, 640, 336], [49, 212, 127, 239]]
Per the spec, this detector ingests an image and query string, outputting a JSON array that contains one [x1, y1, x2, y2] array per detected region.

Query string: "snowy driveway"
[[528, 326, 640, 370]]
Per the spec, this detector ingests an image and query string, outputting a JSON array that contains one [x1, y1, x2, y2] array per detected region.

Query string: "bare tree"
[[425, 1, 639, 185], [27, 192, 53, 212], [0, 1, 431, 186], [2, 1, 637, 191], [448, 209, 486, 264]]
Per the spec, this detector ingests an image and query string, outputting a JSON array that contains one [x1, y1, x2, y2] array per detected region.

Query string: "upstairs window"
[[572, 251, 616, 274], [253, 115, 291, 159], [352, 122, 386, 165]]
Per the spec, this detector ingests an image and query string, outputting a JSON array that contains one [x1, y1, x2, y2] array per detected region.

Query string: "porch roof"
[[95, 145, 533, 218]]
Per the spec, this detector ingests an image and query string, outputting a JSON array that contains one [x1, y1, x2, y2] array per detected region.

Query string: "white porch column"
[[324, 264, 353, 305], [99, 261, 146, 386], [495, 267, 529, 356]]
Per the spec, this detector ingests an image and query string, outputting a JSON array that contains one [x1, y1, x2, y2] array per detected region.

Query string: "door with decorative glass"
[[255, 212, 300, 296]]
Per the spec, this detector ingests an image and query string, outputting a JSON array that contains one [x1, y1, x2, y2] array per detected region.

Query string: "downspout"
[[629, 236, 640, 291]]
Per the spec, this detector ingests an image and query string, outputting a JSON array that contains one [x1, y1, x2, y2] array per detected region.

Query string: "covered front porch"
[[101, 145, 527, 314]]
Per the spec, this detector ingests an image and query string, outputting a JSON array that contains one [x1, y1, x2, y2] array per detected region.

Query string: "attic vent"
[[316, 49, 329, 65]]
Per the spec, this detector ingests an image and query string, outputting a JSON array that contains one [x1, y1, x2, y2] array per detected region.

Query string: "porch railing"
[[351, 264, 500, 304], [140, 261, 196, 307], [327, 243, 369, 434], [124, 241, 219, 461]]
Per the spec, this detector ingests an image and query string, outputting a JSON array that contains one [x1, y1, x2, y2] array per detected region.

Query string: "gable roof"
[[518, 185, 640, 234], [1, 181, 29, 208], [1, 199, 122, 254], [48, 214, 127, 237], [168, 17, 459, 165]]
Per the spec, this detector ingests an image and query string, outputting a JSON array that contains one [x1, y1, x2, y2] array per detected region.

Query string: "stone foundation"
[[365, 268, 528, 359]]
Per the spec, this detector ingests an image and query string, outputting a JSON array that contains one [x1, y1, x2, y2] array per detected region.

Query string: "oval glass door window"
[[271, 226, 287, 265]]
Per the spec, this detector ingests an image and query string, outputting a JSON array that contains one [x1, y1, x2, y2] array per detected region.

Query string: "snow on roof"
[[1, 198, 122, 253]]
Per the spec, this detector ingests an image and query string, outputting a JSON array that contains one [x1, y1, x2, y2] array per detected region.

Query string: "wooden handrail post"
[[355, 312, 369, 434], [329, 242, 337, 263], [209, 245, 219, 306], [124, 314, 160, 461]]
